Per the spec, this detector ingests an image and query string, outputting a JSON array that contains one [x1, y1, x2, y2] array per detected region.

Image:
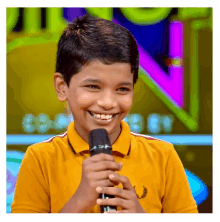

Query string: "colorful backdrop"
[[7, 7, 213, 213]]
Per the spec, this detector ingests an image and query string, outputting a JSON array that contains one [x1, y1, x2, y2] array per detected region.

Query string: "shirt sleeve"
[[162, 145, 198, 213], [11, 146, 50, 213]]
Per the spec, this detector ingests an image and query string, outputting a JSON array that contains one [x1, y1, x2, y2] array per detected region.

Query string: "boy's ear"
[[53, 73, 68, 102]]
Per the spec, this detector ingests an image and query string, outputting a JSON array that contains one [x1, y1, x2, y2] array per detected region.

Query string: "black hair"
[[56, 14, 139, 87]]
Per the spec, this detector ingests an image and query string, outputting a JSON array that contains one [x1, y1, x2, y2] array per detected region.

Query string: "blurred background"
[[6, 7, 212, 213]]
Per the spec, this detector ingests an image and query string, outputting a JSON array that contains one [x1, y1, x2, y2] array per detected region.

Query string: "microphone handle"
[[99, 193, 117, 213], [89, 129, 117, 212], [90, 148, 117, 212]]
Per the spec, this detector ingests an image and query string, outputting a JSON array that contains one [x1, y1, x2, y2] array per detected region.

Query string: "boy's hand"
[[73, 153, 122, 212], [96, 173, 147, 213]]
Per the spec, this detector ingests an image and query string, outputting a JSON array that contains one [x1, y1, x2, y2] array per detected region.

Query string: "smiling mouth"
[[88, 110, 118, 121]]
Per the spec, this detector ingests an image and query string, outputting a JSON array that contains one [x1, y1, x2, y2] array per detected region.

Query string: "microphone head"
[[89, 129, 112, 156]]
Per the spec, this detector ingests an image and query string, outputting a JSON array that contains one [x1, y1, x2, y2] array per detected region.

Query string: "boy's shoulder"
[[130, 131, 174, 155], [26, 131, 68, 157]]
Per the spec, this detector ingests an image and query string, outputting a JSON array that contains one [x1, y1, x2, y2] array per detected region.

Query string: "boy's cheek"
[[78, 93, 95, 104], [121, 97, 133, 110]]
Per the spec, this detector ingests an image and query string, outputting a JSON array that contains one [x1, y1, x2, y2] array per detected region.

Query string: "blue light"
[[23, 123, 35, 133], [7, 151, 25, 213], [35, 114, 51, 133], [153, 135, 212, 146], [123, 114, 144, 133], [130, 124, 142, 133], [22, 114, 35, 133], [161, 115, 174, 133], [54, 113, 69, 130], [185, 169, 209, 205], [130, 114, 143, 123], [147, 113, 161, 134], [7, 135, 55, 145], [6, 134, 212, 145]]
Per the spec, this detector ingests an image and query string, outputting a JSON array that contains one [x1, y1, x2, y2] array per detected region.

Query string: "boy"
[[11, 14, 198, 213]]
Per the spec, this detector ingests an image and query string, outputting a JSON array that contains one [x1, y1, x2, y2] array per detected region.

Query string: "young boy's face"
[[54, 60, 134, 143]]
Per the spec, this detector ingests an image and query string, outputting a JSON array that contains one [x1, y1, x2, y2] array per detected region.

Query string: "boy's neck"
[[74, 124, 122, 145]]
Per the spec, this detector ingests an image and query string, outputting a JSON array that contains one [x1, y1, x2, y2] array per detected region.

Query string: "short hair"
[[56, 14, 139, 87]]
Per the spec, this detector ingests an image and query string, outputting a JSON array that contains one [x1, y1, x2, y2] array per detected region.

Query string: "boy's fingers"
[[83, 154, 123, 173], [88, 170, 119, 181], [97, 197, 131, 209], [94, 179, 115, 188], [109, 173, 133, 190], [96, 186, 130, 200], [90, 161, 122, 172], [89, 153, 116, 163]]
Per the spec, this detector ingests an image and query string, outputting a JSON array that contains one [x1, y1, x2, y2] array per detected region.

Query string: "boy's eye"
[[118, 87, 130, 92], [86, 85, 100, 89]]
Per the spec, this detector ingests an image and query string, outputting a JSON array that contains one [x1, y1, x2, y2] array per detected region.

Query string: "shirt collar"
[[67, 120, 131, 156]]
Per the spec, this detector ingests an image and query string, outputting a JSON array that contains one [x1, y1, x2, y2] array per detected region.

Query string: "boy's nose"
[[97, 92, 117, 109]]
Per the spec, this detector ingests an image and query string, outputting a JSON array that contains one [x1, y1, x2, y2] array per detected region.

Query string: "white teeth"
[[92, 112, 113, 120]]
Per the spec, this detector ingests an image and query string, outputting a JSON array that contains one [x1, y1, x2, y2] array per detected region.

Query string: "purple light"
[[169, 21, 184, 107], [170, 21, 184, 58], [113, 19, 184, 108], [63, 8, 85, 22]]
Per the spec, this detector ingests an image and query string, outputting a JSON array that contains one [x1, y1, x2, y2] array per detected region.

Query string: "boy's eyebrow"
[[82, 78, 101, 83], [118, 82, 133, 86], [82, 78, 133, 86]]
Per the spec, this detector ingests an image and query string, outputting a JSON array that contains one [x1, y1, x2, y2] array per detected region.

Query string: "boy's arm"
[[59, 186, 90, 213], [162, 145, 198, 213]]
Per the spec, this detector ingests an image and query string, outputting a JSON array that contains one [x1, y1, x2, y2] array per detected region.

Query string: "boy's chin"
[[87, 119, 122, 135], [88, 123, 119, 132]]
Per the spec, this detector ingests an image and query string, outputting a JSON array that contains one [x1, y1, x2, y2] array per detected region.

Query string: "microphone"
[[89, 128, 117, 213]]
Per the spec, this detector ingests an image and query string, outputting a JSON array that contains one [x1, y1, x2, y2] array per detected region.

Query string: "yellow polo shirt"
[[11, 120, 198, 213]]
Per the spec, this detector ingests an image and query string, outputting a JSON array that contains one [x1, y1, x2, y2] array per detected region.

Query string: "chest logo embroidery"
[[133, 186, 148, 199]]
